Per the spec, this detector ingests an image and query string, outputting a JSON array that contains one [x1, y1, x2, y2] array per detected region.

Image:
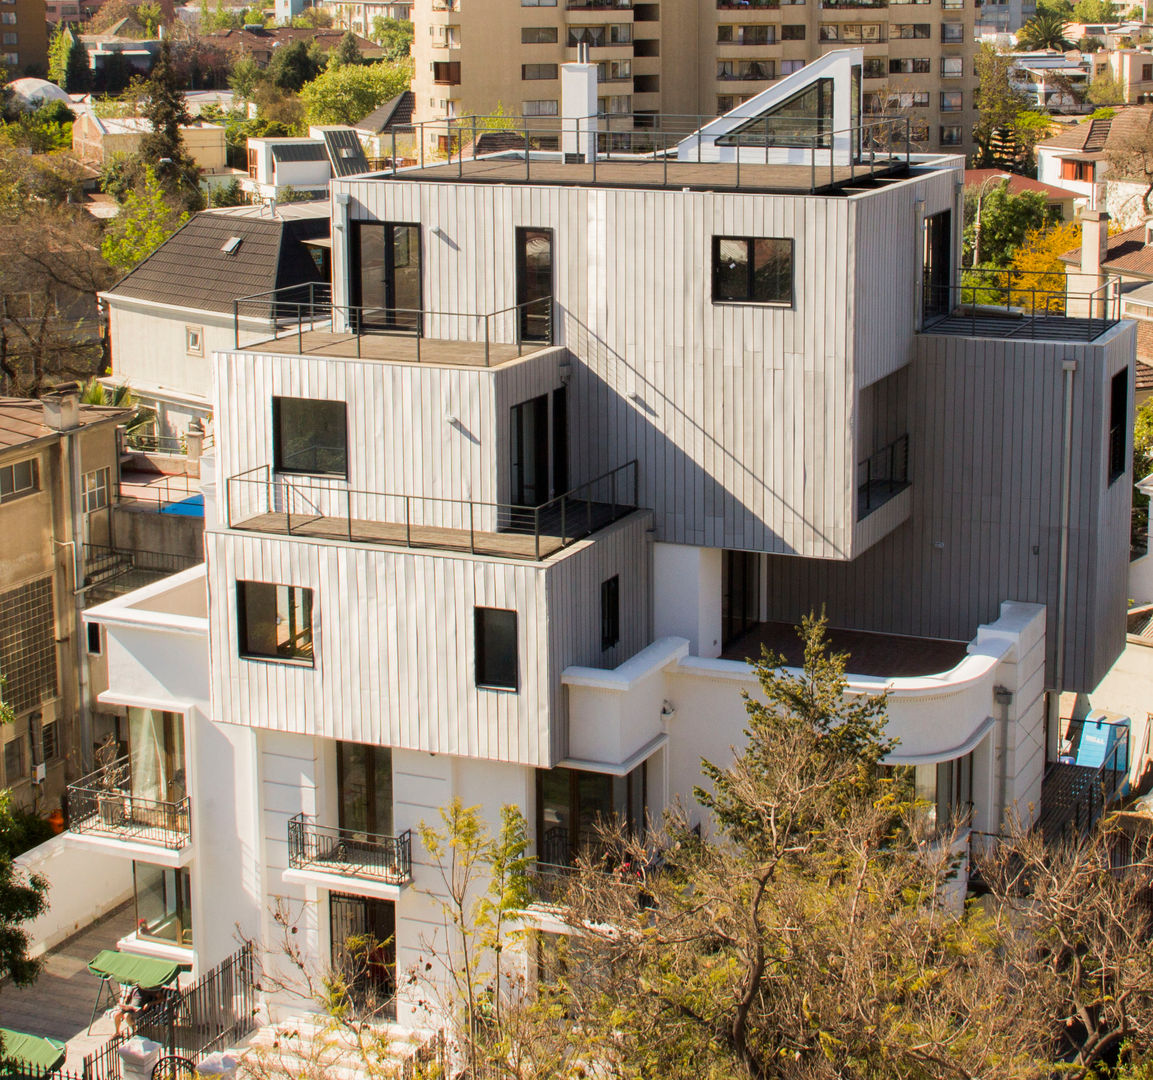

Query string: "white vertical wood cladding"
[[760, 324, 1135, 692], [331, 172, 956, 561], [207, 512, 652, 767]]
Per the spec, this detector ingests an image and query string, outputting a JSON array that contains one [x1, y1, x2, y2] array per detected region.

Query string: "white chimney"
[[1145, 217, 1153, 246], [561, 50, 598, 163], [42, 389, 80, 432], [1080, 208, 1110, 276]]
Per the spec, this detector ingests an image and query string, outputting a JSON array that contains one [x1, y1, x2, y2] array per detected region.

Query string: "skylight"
[[221, 236, 243, 255]]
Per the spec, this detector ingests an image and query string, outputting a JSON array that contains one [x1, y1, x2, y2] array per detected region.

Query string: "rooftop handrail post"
[[391, 127, 398, 176], [809, 136, 815, 193], [405, 495, 411, 548], [457, 119, 463, 179], [764, 116, 769, 165], [346, 487, 352, 542], [417, 320, 422, 363], [534, 504, 541, 560], [469, 500, 475, 554], [525, 117, 530, 181], [233, 299, 239, 349], [736, 140, 741, 189], [419, 120, 425, 169], [297, 303, 303, 353], [560, 495, 567, 545], [486, 315, 492, 364], [472, 114, 477, 163]]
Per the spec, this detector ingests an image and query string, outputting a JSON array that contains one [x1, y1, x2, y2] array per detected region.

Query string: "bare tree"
[[1105, 110, 1153, 214]]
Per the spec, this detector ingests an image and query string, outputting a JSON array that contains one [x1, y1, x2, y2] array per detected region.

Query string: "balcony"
[[287, 813, 412, 890], [857, 433, 909, 521], [225, 461, 639, 562], [233, 284, 553, 368], [67, 757, 191, 854], [922, 269, 1122, 342], [567, 0, 633, 7]]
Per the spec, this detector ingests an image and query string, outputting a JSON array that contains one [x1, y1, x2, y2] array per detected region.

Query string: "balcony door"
[[353, 222, 421, 332], [516, 227, 553, 342], [128, 707, 186, 805], [721, 550, 761, 650], [510, 394, 550, 511], [922, 209, 952, 321], [337, 742, 393, 839], [330, 893, 396, 1015], [536, 763, 647, 866]]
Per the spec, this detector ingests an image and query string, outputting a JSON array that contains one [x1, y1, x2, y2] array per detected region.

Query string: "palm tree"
[[80, 378, 155, 436], [1016, 12, 1075, 50]]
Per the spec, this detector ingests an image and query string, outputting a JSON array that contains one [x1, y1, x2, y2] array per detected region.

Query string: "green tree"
[[368, 16, 412, 60], [227, 54, 261, 101], [1088, 65, 1126, 105], [136, 0, 163, 35], [298, 60, 411, 126], [80, 378, 155, 433], [972, 44, 1031, 167], [136, 40, 202, 210], [1016, 10, 1075, 49], [1074, 0, 1118, 20], [963, 180, 1055, 267], [48, 24, 88, 92], [327, 29, 360, 69], [266, 39, 321, 92], [0, 790, 48, 991], [208, 176, 245, 206], [1037, 0, 1074, 14], [1080, 34, 1106, 50], [101, 164, 189, 272], [289, 7, 332, 27]]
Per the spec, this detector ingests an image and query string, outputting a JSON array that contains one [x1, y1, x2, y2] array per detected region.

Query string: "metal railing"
[[118, 471, 201, 511], [925, 269, 1123, 342], [233, 281, 553, 366], [857, 433, 909, 520], [225, 459, 639, 561], [288, 812, 412, 884], [67, 755, 190, 849], [371, 113, 915, 197]]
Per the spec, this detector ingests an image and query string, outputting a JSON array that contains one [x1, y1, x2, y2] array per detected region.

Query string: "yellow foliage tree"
[[1008, 220, 1081, 313]]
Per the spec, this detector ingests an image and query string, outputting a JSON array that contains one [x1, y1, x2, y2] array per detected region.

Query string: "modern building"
[[975, 0, 1035, 36], [409, 0, 979, 157], [242, 127, 371, 202], [1, 0, 49, 77], [0, 393, 129, 812], [79, 54, 1135, 1029], [100, 203, 330, 439]]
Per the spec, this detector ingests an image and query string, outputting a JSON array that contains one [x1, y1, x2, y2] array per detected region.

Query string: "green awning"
[[0, 1028, 67, 1072], [87, 950, 181, 989]]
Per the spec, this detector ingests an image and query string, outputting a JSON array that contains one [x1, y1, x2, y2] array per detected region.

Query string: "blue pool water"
[[161, 494, 205, 517]]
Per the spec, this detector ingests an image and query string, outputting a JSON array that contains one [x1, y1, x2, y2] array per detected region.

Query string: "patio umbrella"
[[0, 1027, 67, 1073]]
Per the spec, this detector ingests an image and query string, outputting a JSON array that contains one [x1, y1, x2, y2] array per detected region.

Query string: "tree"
[[289, 7, 332, 27], [327, 30, 360, 69], [1007, 220, 1080, 310], [208, 176, 245, 206], [369, 16, 412, 61], [47, 24, 88, 92], [136, 0, 163, 35], [1088, 65, 1126, 105], [137, 39, 202, 210], [972, 44, 1032, 168], [963, 180, 1055, 267], [266, 39, 321, 92], [1080, 34, 1106, 50], [298, 60, 411, 126], [1074, 0, 1118, 20], [0, 791, 48, 991], [101, 164, 189, 273], [1016, 10, 1075, 49], [1105, 108, 1153, 212], [227, 54, 261, 101], [1037, 0, 1074, 15]]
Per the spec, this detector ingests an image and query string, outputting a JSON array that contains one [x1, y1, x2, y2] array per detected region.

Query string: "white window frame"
[[83, 467, 110, 514]]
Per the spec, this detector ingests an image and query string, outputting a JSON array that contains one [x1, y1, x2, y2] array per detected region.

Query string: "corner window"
[[601, 575, 620, 651], [134, 863, 193, 947], [83, 467, 110, 514], [1109, 369, 1128, 484], [237, 581, 314, 663], [475, 607, 518, 690], [0, 457, 39, 504], [272, 396, 348, 477], [712, 237, 794, 306], [185, 326, 203, 355]]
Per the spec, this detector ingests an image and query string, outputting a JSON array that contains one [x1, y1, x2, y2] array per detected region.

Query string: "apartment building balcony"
[[233, 284, 553, 368], [567, 0, 633, 8], [285, 813, 412, 898], [225, 461, 639, 562], [921, 269, 1122, 343], [66, 757, 192, 865]]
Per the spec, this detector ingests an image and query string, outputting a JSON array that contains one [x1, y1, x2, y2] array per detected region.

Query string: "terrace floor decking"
[[243, 329, 538, 367], [722, 621, 970, 678], [922, 312, 1118, 343]]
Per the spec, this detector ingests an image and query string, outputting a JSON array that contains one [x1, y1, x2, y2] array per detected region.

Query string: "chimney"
[[42, 388, 80, 432], [1080, 208, 1110, 275], [1145, 217, 1153, 246], [561, 52, 598, 163]]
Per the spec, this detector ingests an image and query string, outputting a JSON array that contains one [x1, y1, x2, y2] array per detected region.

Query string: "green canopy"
[[87, 949, 181, 990], [0, 1027, 67, 1072]]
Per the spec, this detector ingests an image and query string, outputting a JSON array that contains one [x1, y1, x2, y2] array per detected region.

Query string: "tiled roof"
[[201, 26, 383, 60], [1137, 358, 1153, 390], [356, 91, 415, 134], [0, 398, 127, 452], [1037, 105, 1153, 156], [964, 169, 1078, 201], [320, 128, 370, 177], [1059, 225, 1153, 276], [103, 211, 325, 314]]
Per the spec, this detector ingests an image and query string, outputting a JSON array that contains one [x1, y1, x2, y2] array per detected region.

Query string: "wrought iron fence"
[[66, 755, 190, 849], [289, 812, 413, 884]]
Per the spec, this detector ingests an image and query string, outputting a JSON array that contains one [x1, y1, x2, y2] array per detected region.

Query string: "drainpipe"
[[1055, 359, 1077, 694]]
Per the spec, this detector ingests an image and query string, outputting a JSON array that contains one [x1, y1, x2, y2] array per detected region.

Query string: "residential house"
[[200, 26, 383, 68], [1009, 52, 1091, 109], [1035, 107, 1153, 205], [1089, 47, 1153, 105], [100, 203, 330, 439], [241, 126, 370, 202], [353, 91, 415, 161], [77, 31, 163, 82], [72, 114, 227, 172], [80, 53, 1134, 1021]]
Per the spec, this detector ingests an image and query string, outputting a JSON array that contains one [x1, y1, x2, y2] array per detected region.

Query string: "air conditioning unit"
[[33, 763, 46, 784]]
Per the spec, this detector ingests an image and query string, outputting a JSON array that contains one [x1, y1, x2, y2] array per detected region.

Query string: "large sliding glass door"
[[353, 222, 421, 331], [536, 763, 647, 865]]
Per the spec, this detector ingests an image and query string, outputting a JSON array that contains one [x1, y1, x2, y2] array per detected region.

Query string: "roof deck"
[[244, 326, 535, 367], [722, 620, 969, 678]]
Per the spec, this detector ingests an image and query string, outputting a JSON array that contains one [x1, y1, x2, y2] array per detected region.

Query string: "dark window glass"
[[863, 57, 885, 78], [601, 575, 620, 651], [237, 581, 314, 662], [273, 397, 348, 476], [87, 621, 102, 655], [0, 457, 39, 503], [522, 26, 558, 42], [1109, 369, 1128, 484], [535, 763, 647, 865], [781, 23, 805, 37], [134, 863, 193, 947], [4, 735, 26, 783], [712, 236, 794, 305], [476, 607, 518, 690], [338, 742, 394, 836], [41, 720, 58, 762]]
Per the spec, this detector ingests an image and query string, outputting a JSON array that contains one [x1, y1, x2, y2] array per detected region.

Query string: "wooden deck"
[[245, 328, 537, 367], [722, 620, 969, 678], [377, 156, 910, 195], [922, 312, 1118, 343]]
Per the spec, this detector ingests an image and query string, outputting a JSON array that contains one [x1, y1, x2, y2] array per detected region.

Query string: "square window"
[[5, 736, 26, 783], [601, 575, 620, 651], [273, 397, 348, 477], [134, 863, 193, 947], [940, 125, 963, 146], [475, 607, 518, 690], [83, 468, 110, 514], [781, 24, 806, 39], [941, 21, 964, 41], [237, 581, 314, 663], [185, 326, 203, 355], [943, 57, 963, 78], [0, 457, 39, 503], [940, 90, 962, 111], [712, 236, 794, 306]]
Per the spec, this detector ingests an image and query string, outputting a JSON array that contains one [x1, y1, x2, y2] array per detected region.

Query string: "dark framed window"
[[890, 57, 930, 73], [712, 237, 794, 305], [1109, 368, 1128, 484], [87, 621, 102, 655], [863, 57, 886, 78], [237, 581, 314, 663], [941, 21, 963, 40], [522, 26, 558, 42], [272, 397, 348, 477], [134, 863, 193, 947], [41, 720, 58, 762], [601, 575, 620, 651], [781, 23, 806, 37], [4, 735, 26, 783], [0, 457, 39, 503], [475, 607, 518, 690], [536, 762, 647, 865], [522, 62, 558, 79]]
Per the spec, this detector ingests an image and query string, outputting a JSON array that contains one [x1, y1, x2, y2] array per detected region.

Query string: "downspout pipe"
[[1055, 359, 1077, 695]]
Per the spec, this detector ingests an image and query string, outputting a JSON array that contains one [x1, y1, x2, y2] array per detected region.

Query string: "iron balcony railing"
[[923, 269, 1123, 342], [225, 460, 639, 562], [288, 812, 413, 885], [857, 433, 910, 520], [67, 755, 191, 849], [232, 282, 553, 366]]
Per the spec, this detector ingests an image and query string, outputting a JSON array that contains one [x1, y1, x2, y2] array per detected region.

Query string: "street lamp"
[[971, 173, 1006, 268]]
